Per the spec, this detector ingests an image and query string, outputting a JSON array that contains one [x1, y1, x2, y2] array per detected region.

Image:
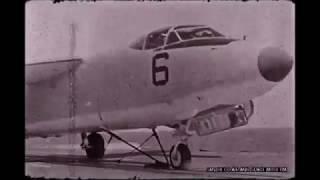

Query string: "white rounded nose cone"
[[258, 47, 293, 82]]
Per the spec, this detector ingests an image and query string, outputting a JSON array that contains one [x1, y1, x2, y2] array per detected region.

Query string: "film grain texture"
[[25, 1, 294, 179]]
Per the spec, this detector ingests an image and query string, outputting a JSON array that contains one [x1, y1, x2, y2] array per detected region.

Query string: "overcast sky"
[[25, 1, 294, 128]]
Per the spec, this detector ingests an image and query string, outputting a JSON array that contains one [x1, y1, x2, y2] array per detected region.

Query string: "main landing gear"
[[169, 143, 191, 169], [80, 128, 192, 169], [81, 132, 105, 159]]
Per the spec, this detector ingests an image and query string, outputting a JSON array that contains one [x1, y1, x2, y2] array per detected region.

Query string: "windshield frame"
[[175, 26, 225, 41], [163, 29, 182, 46], [129, 25, 226, 51], [144, 27, 171, 50]]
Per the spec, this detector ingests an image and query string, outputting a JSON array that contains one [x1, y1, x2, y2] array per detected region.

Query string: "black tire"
[[169, 144, 191, 169], [85, 133, 105, 159]]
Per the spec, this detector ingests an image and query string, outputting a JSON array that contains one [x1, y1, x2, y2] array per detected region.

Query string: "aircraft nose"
[[258, 47, 293, 82]]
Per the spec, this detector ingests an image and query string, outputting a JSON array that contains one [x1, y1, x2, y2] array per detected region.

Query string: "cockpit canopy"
[[130, 25, 227, 51]]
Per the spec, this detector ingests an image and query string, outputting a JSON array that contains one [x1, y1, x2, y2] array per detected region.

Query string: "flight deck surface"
[[26, 128, 294, 179]]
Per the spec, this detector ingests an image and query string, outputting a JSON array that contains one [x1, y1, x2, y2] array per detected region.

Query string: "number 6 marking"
[[152, 52, 169, 86]]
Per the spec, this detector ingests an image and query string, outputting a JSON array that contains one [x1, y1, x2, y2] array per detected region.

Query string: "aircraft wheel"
[[85, 132, 105, 159], [169, 143, 191, 169]]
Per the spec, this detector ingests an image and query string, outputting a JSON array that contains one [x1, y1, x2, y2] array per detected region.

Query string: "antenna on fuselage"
[[70, 23, 77, 58], [67, 22, 78, 177]]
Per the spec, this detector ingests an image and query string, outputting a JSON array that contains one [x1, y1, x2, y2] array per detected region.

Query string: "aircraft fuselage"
[[26, 37, 291, 137]]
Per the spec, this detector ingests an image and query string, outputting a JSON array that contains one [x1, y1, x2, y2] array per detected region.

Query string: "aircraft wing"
[[26, 58, 82, 85]]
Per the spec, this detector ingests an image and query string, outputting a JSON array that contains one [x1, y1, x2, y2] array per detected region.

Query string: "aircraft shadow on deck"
[[25, 150, 222, 175], [25, 152, 288, 178]]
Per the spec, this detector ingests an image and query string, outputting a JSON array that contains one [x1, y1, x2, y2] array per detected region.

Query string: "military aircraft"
[[26, 4, 293, 170]]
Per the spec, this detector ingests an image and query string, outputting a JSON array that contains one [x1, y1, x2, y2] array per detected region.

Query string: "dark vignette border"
[[3, 0, 308, 179]]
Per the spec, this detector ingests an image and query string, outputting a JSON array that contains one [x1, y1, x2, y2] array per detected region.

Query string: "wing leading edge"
[[26, 58, 82, 85]]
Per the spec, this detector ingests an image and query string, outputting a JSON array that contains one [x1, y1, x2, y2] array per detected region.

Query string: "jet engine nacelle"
[[185, 100, 254, 136]]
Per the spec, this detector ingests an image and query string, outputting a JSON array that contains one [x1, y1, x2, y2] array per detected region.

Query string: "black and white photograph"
[[25, 0, 295, 179]]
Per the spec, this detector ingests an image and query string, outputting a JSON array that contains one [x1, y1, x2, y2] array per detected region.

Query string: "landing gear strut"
[[100, 127, 171, 169], [81, 127, 192, 169]]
